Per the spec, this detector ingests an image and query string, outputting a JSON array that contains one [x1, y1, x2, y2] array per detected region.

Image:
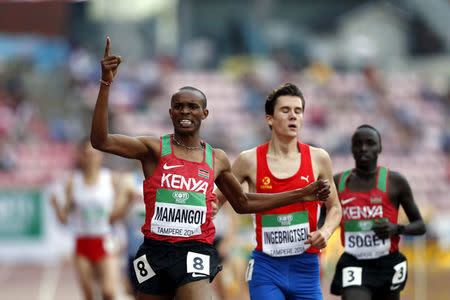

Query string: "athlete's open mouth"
[[358, 154, 370, 161], [179, 119, 193, 126]]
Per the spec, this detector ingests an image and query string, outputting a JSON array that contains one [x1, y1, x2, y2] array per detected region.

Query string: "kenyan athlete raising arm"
[[90, 37, 330, 300]]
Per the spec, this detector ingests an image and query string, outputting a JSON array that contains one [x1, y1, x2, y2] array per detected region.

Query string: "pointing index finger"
[[104, 36, 110, 58]]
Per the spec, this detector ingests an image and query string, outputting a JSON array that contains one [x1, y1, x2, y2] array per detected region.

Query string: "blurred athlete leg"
[[98, 255, 119, 300], [74, 255, 96, 300]]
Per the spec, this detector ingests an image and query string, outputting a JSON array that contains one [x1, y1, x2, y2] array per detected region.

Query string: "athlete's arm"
[[306, 148, 342, 249], [318, 173, 341, 228], [50, 177, 73, 224], [373, 171, 426, 239], [216, 202, 239, 258], [90, 37, 159, 160], [215, 149, 254, 210], [109, 173, 136, 224], [214, 149, 330, 214]]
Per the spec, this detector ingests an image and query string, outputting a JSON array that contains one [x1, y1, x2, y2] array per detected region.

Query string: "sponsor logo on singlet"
[[173, 191, 189, 204], [260, 176, 272, 190], [277, 214, 293, 226], [300, 175, 309, 183]]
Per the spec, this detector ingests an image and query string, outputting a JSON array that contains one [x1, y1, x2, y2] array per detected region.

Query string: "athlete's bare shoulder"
[[213, 147, 257, 180], [135, 135, 160, 158], [236, 147, 257, 164], [309, 145, 334, 180], [388, 169, 407, 182], [213, 148, 231, 174], [309, 145, 331, 163], [388, 169, 411, 194], [136, 135, 159, 148], [232, 147, 257, 180]]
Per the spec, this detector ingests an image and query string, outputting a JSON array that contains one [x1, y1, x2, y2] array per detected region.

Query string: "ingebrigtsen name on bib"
[[263, 228, 309, 244]]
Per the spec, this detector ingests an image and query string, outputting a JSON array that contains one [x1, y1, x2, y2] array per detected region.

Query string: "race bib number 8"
[[342, 266, 362, 287], [187, 251, 210, 275], [133, 255, 156, 283]]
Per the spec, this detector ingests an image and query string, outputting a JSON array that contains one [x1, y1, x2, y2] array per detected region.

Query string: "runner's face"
[[266, 95, 303, 137], [352, 128, 381, 167], [169, 90, 208, 135]]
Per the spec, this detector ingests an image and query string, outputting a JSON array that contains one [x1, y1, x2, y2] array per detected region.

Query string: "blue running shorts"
[[246, 249, 323, 300]]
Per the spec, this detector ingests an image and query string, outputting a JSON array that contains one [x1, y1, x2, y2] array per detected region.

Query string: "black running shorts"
[[331, 251, 408, 295], [132, 238, 222, 295]]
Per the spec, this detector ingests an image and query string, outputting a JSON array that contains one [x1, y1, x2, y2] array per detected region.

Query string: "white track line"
[[38, 264, 60, 300]]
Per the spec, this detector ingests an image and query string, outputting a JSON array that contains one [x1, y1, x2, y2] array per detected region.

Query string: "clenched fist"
[[300, 179, 330, 202]]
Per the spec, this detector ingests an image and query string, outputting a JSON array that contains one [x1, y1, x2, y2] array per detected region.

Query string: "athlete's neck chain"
[[172, 135, 204, 150]]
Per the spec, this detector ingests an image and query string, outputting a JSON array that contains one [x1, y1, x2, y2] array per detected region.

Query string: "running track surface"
[[3, 261, 448, 300], [0, 261, 339, 300]]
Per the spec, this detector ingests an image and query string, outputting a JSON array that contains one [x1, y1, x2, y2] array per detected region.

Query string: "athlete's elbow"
[[230, 204, 246, 214], [229, 198, 249, 214], [418, 222, 427, 235], [90, 135, 107, 150], [60, 216, 68, 224], [90, 135, 101, 149]]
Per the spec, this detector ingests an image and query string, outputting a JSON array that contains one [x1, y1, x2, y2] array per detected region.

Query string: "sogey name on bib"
[[344, 218, 390, 259]]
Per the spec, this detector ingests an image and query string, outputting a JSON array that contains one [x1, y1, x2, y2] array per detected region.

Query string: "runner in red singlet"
[[215, 83, 342, 300], [90, 37, 330, 300], [328, 125, 426, 300]]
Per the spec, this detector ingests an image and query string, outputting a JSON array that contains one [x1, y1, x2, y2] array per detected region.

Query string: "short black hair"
[[355, 124, 382, 148], [265, 83, 305, 115], [171, 86, 207, 108]]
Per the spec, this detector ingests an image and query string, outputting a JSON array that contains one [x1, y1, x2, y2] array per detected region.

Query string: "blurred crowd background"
[[0, 1, 449, 299]]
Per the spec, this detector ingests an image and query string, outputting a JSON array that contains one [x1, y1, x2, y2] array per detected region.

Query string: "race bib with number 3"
[[186, 251, 210, 275], [133, 255, 156, 283], [392, 261, 407, 284], [342, 266, 362, 287]]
